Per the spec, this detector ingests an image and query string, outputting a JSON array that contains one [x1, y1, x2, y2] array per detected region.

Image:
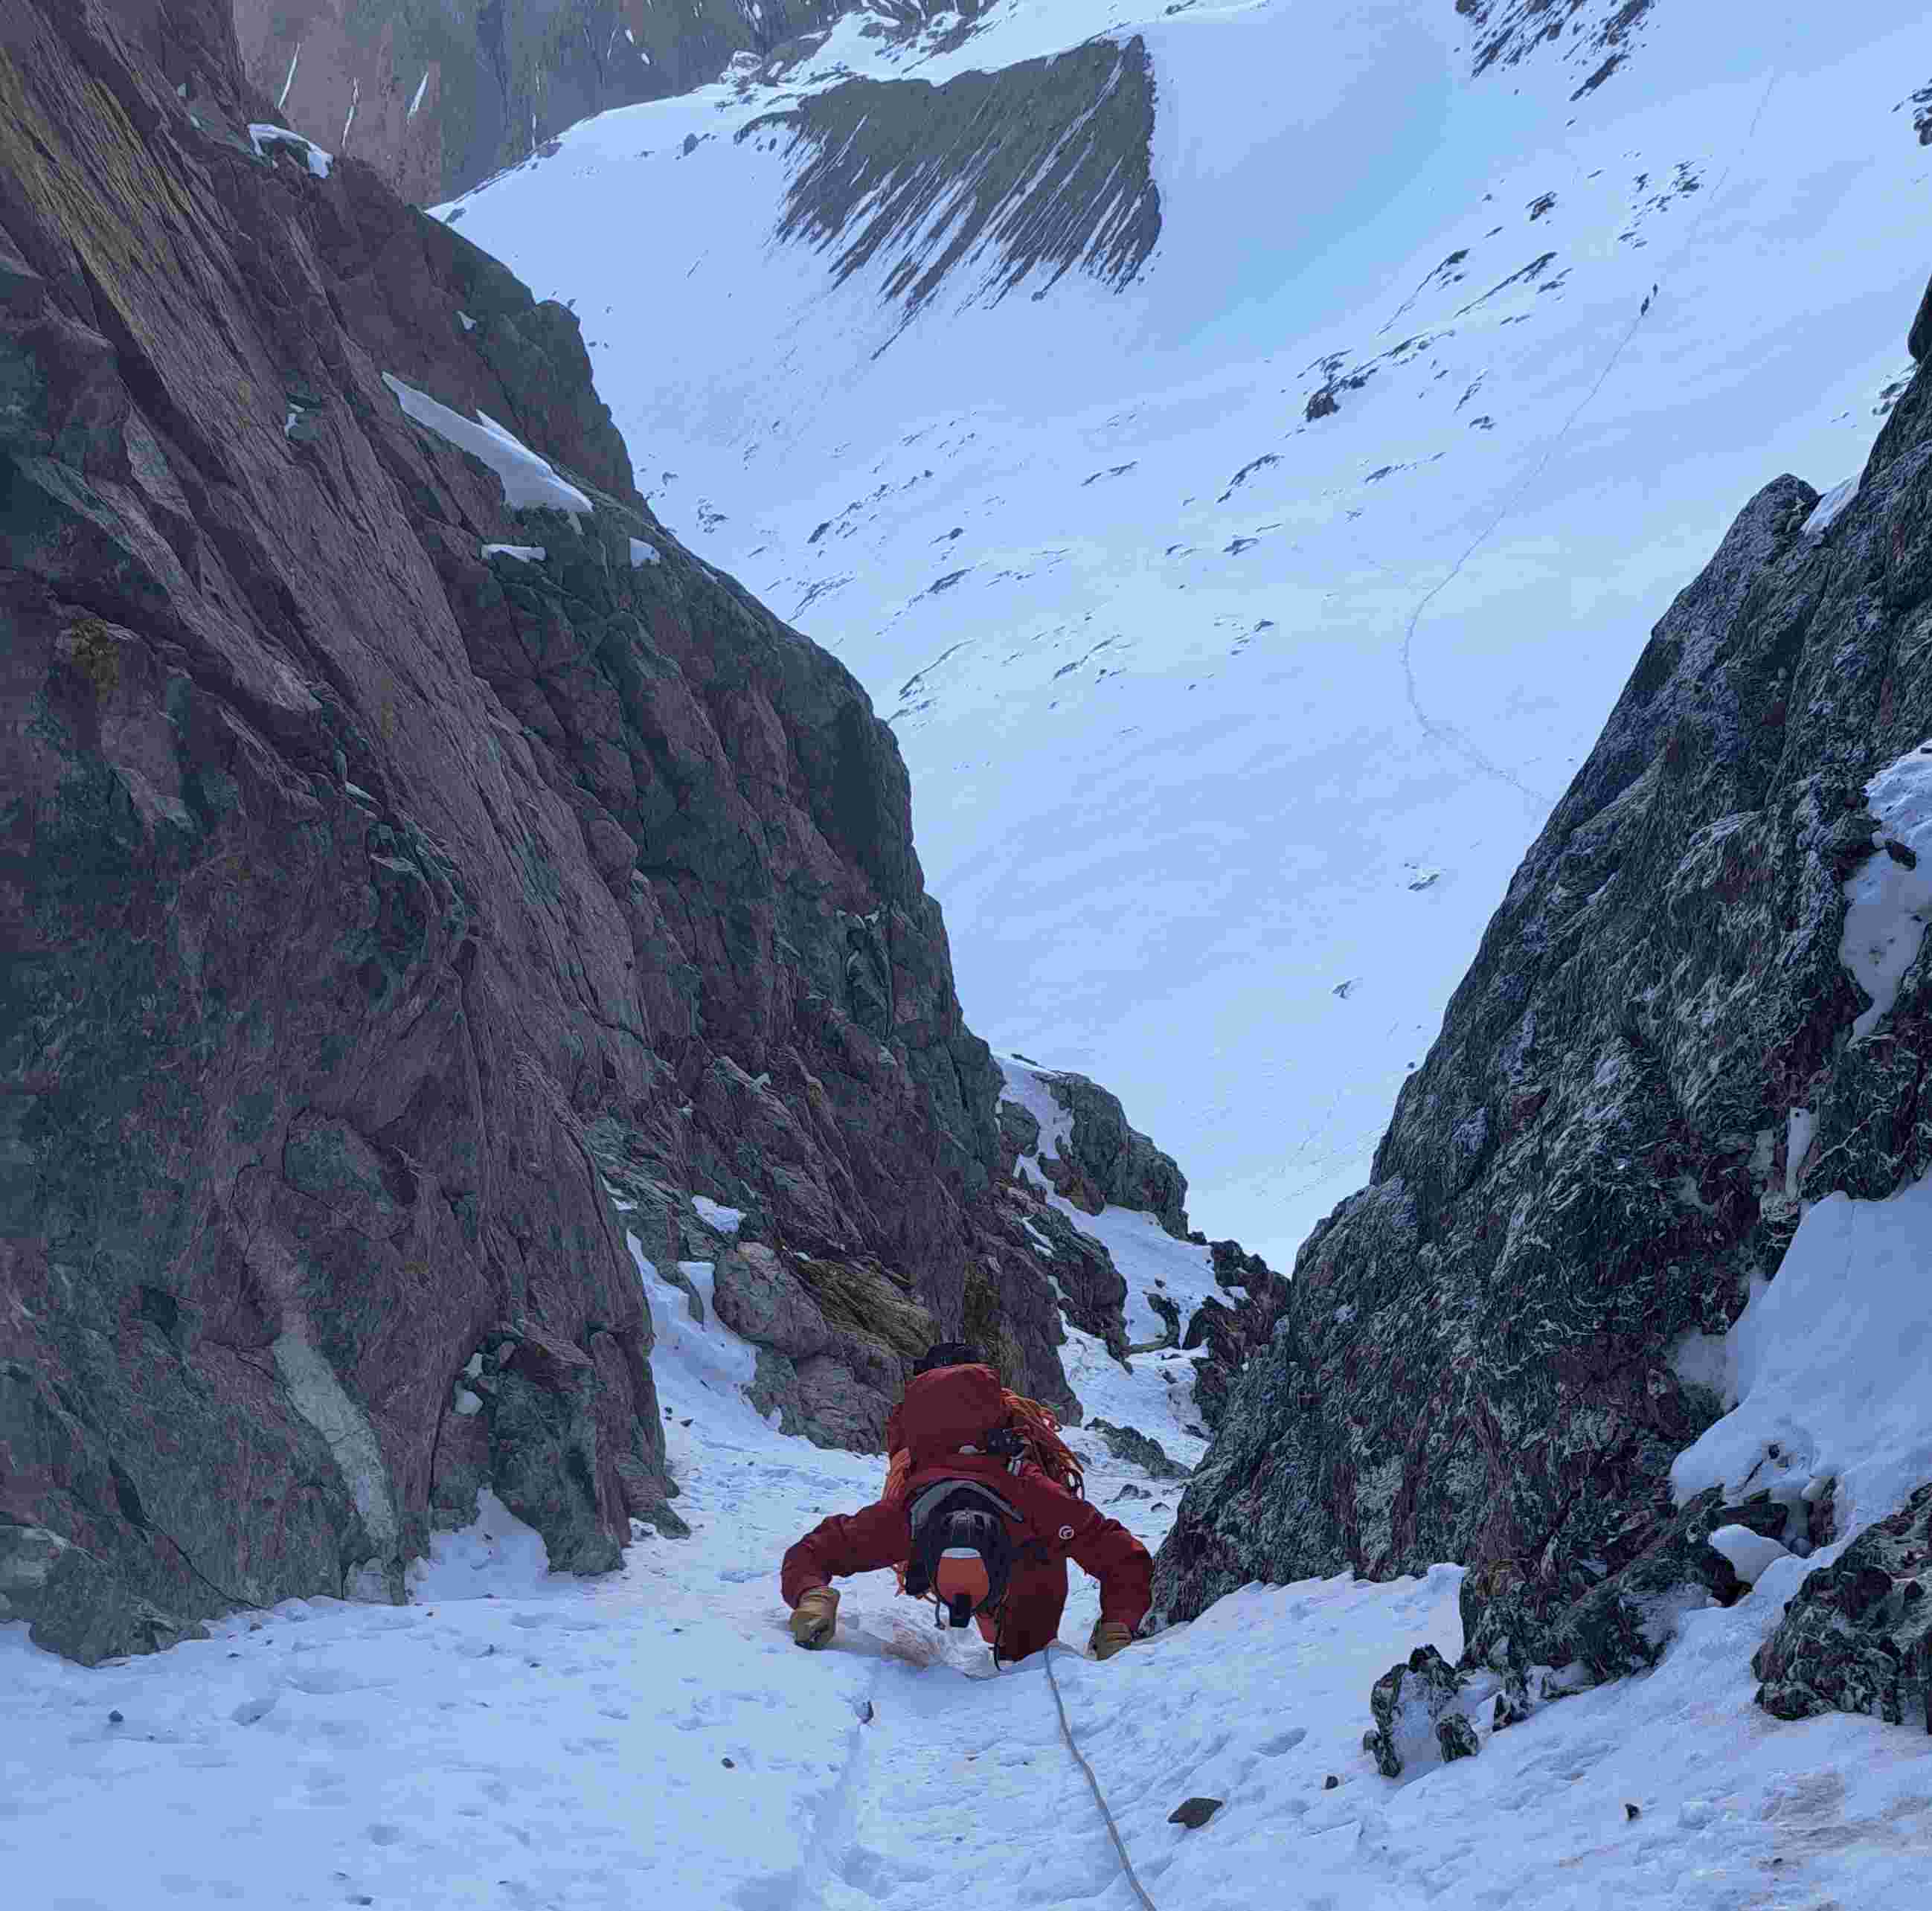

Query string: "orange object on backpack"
[[1000, 1390, 1084, 1497]]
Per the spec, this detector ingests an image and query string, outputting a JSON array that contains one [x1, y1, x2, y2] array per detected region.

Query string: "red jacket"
[[781, 1365, 1152, 1631]]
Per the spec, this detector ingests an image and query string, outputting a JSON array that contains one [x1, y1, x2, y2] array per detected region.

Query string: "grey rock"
[[1167, 1796, 1224, 1828], [233, 0, 847, 205], [1182, 1239, 1288, 1433], [998, 1097, 1042, 1161], [997, 1187, 1129, 1358], [1912, 271, 1932, 363], [732, 1250, 939, 1450], [479, 1329, 623, 1575], [713, 1245, 834, 1363], [1453, 1487, 1788, 1729], [1089, 1419, 1191, 1483], [1364, 1643, 1466, 1779], [1033, 1070, 1190, 1239], [0, 1522, 200, 1666], [1754, 1480, 1932, 1730]]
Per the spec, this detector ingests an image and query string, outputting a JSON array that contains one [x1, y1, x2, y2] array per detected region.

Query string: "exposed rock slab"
[[1182, 1238, 1288, 1433], [0, 0, 1072, 1660], [1088, 1419, 1192, 1483]]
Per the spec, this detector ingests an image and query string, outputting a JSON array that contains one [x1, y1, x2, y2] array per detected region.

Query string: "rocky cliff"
[[0, 0, 1098, 1666], [745, 33, 1160, 320], [229, 0, 848, 205], [1156, 277, 1932, 1730]]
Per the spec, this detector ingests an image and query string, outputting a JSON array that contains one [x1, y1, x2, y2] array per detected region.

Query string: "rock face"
[[1181, 1238, 1288, 1433], [1040, 1067, 1189, 1236], [748, 35, 1161, 314], [1753, 1481, 1932, 1732], [0, 0, 1076, 1663], [1456, 0, 1657, 98], [999, 1062, 1189, 1239], [1156, 287, 1932, 1711], [231, 0, 847, 206]]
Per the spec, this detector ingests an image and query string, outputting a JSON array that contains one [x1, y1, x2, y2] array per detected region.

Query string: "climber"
[[782, 1344, 1152, 1664]]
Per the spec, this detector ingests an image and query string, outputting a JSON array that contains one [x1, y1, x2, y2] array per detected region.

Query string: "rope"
[[1042, 1642, 1159, 1911], [1393, 52, 1787, 804]]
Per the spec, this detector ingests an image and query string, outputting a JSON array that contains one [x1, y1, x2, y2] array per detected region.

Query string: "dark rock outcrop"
[[745, 35, 1161, 319], [231, 0, 847, 206], [1088, 1419, 1191, 1483], [0, 0, 1071, 1663], [1156, 281, 1932, 1683], [1753, 1482, 1932, 1731], [1364, 1643, 1476, 1778], [1000, 1062, 1189, 1239], [1041, 1068, 1189, 1238], [1183, 1238, 1288, 1433], [1458, 0, 1656, 99], [995, 1185, 1128, 1360]]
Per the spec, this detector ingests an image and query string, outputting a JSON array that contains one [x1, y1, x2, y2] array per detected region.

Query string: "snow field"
[[440, 0, 1932, 1271], [9, 1187, 1932, 1905]]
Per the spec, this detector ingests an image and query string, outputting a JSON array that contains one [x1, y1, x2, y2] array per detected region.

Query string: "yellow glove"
[[789, 1586, 840, 1650], [1090, 1619, 1134, 1661]]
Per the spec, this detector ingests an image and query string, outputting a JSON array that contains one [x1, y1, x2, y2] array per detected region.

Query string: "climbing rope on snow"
[[1042, 1642, 1160, 1911]]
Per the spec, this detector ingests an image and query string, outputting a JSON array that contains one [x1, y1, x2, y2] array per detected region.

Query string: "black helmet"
[[903, 1489, 1015, 1628], [912, 1340, 984, 1378]]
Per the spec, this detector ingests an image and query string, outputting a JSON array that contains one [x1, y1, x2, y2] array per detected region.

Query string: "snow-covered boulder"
[[1364, 1642, 1478, 1778]]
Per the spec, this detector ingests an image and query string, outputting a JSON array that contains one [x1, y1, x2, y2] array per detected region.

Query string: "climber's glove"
[[1089, 1619, 1135, 1662], [789, 1586, 840, 1651]]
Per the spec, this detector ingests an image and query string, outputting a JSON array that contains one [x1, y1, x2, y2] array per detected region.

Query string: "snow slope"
[[10, 1196, 1932, 1906], [437, 0, 1932, 1267]]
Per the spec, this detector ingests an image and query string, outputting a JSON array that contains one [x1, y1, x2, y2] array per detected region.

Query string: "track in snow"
[[784, 1646, 1149, 1911]]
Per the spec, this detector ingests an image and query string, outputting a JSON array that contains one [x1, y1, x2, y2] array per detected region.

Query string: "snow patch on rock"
[[382, 374, 594, 517], [248, 123, 333, 178], [1671, 1171, 1932, 1549], [1840, 740, 1932, 1039]]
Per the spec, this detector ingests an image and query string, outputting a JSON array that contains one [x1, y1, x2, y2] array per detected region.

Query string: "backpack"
[[884, 1367, 1085, 1502]]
